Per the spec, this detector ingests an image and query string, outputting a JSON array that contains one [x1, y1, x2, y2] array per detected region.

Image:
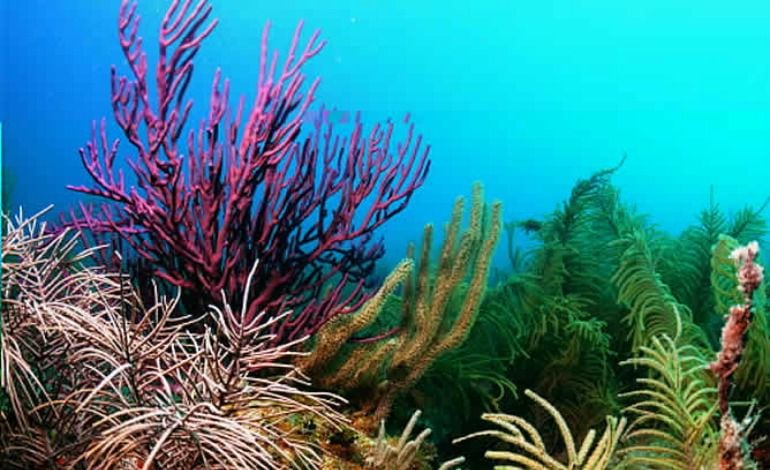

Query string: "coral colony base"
[[2, 1, 770, 469]]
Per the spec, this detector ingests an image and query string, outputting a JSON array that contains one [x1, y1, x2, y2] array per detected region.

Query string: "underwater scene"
[[4, 0, 770, 468]]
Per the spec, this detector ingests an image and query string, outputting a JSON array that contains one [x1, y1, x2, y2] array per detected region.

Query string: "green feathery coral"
[[618, 329, 718, 469]]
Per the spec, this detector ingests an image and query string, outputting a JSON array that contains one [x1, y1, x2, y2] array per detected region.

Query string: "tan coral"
[[301, 183, 502, 432]]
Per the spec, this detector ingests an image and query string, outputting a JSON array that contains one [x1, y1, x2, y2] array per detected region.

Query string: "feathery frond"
[[455, 389, 626, 470], [618, 333, 718, 469]]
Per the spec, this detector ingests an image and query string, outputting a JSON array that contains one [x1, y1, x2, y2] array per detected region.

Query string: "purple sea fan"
[[63, 0, 430, 345]]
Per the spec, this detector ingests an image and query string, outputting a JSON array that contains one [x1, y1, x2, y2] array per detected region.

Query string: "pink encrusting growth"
[[709, 240, 763, 469], [64, 0, 430, 344], [710, 241, 763, 410]]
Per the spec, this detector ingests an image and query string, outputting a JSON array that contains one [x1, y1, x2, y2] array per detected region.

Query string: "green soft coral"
[[618, 331, 719, 469], [611, 228, 707, 354]]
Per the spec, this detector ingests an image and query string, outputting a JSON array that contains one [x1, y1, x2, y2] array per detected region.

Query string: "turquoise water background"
[[3, 0, 770, 268]]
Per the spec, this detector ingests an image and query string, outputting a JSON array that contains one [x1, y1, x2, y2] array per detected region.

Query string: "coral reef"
[[6, 164, 770, 468], [431, 167, 769, 468], [6, 1, 770, 469], [0, 208, 443, 469]]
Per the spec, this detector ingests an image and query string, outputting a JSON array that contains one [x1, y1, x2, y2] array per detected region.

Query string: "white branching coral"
[[1, 207, 347, 469]]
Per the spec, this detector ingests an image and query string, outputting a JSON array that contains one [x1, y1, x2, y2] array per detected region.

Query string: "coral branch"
[[709, 240, 763, 469]]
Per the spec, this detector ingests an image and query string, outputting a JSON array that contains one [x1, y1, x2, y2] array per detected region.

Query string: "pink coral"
[[62, 0, 430, 344], [709, 240, 763, 469]]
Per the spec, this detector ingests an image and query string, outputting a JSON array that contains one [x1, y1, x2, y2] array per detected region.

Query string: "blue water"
[[3, 0, 770, 269]]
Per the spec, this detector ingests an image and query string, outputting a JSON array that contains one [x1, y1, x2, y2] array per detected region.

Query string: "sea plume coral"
[[299, 183, 503, 429], [1, 208, 347, 469]]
